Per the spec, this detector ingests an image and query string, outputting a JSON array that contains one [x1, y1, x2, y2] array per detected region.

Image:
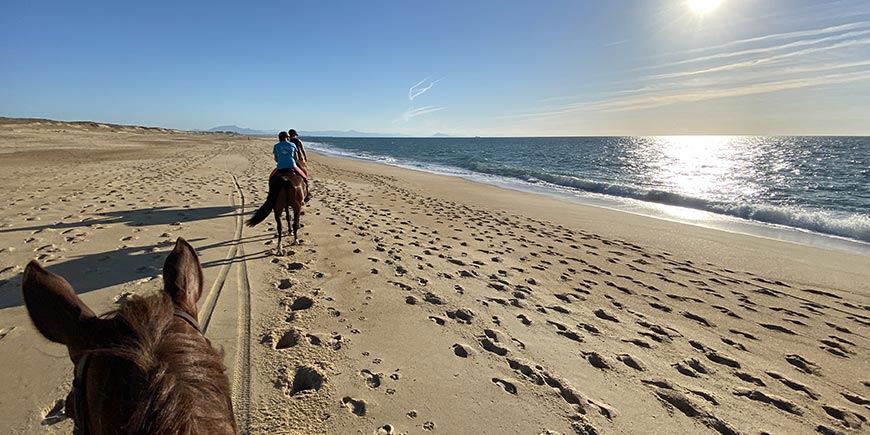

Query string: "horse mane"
[[93, 292, 234, 434]]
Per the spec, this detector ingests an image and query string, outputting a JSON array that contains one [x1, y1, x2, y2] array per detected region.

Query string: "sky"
[[2, 0, 870, 136]]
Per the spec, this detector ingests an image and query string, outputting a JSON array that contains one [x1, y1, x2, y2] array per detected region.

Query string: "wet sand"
[[1, 118, 868, 434]]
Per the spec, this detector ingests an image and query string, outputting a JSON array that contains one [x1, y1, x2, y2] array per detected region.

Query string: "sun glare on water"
[[688, 0, 722, 15]]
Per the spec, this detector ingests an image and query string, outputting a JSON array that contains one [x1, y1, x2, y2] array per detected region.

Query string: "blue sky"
[[2, 0, 869, 136]]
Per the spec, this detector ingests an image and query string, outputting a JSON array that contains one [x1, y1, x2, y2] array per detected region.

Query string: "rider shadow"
[[0, 205, 243, 235]]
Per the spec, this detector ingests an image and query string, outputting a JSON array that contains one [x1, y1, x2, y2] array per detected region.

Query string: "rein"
[[70, 309, 203, 434]]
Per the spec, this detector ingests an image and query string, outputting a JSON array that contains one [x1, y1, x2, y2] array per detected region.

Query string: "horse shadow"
[[0, 205, 270, 310], [0, 205, 248, 235]]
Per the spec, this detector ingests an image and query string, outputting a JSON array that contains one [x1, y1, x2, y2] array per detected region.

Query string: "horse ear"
[[22, 261, 96, 347], [163, 238, 204, 317]]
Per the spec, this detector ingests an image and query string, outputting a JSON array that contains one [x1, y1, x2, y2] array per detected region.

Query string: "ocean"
[[304, 136, 870, 253]]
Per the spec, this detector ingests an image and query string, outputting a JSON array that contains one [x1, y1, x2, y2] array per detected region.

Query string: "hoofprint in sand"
[[1, 118, 868, 434]]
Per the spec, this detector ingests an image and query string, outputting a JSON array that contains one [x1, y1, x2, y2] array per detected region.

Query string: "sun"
[[688, 0, 723, 15]]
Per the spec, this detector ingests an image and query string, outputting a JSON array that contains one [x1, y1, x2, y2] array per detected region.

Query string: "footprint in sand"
[[428, 316, 445, 326], [583, 352, 612, 370], [452, 343, 474, 358], [492, 377, 518, 395], [274, 329, 302, 349], [446, 308, 474, 324], [822, 405, 867, 429], [784, 354, 820, 375], [820, 336, 855, 358], [842, 391, 870, 406], [617, 354, 646, 371], [733, 371, 765, 387], [766, 372, 819, 399], [375, 424, 396, 434], [361, 369, 382, 388], [341, 396, 366, 416], [289, 296, 314, 311], [479, 337, 509, 356], [733, 388, 801, 416], [594, 308, 619, 322]]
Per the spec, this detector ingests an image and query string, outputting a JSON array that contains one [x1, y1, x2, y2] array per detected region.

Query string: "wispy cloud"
[[395, 105, 446, 123], [654, 21, 870, 58], [647, 28, 870, 71], [409, 76, 442, 101], [397, 76, 446, 123], [645, 37, 870, 81], [603, 38, 632, 48], [597, 70, 870, 112], [507, 17, 870, 121]]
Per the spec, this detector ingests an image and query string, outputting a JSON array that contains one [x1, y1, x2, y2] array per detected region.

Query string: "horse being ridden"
[[22, 238, 236, 434], [246, 169, 305, 254], [247, 131, 307, 254]]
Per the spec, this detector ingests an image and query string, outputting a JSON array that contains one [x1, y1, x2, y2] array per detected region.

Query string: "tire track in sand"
[[230, 174, 252, 434], [197, 173, 252, 433]]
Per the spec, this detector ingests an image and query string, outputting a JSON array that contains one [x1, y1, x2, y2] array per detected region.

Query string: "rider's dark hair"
[[288, 129, 298, 138], [278, 131, 288, 141]]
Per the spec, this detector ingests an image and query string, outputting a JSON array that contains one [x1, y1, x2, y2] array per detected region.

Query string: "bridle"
[[70, 309, 203, 434]]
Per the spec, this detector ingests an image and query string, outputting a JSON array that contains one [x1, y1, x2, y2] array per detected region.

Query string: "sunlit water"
[[305, 136, 870, 251]]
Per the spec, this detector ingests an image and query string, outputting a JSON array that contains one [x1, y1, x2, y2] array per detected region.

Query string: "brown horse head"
[[22, 238, 236, 434]]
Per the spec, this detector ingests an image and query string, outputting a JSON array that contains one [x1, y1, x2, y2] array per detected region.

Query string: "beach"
[[1, 118, 868, 434]]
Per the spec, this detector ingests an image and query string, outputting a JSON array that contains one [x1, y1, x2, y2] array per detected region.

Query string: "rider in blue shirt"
[[270, 131, 309, 202]]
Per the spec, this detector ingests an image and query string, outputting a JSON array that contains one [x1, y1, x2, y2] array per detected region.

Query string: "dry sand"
[[0, 118, 868, 434]]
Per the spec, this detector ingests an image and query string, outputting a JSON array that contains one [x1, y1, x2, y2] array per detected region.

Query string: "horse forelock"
[[90, 293, 234, 434]]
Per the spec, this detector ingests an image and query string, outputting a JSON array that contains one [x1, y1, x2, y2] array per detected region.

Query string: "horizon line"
[[3, 115, 870, 138]]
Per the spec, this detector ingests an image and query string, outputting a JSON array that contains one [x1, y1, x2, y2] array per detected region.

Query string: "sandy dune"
[[1, 118, 868, 434]]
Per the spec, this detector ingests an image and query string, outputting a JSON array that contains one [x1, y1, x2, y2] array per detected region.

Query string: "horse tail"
[[246, 179, 280, 227], [246, 199, 273, 227]]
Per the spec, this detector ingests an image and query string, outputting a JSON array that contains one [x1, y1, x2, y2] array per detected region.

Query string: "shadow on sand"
[[0, 205, 246, 235], [0, 205, 275, 310]]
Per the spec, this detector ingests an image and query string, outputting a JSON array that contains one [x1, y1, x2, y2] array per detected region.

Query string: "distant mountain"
[[431, 132, 451, 137], [205, 125, 273, 136]]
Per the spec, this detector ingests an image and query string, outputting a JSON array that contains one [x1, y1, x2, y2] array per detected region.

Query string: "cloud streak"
[[645, 37, 870, 81], [397, 76, 446, 123], [597, 70, 870, 112], [507, 17, 870, 121], [654, 20, 870, 58], [409, 77, 442, 101], [645, 28, 870, 71], [395, 105, 447, 123]]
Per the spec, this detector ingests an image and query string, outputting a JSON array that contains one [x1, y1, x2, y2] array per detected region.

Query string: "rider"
[[270, 131, 310, 202], [287, 128, 308, 163]]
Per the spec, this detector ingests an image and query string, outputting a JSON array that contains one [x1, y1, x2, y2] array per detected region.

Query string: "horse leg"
[[274, 209, 283, 255], [292, 203, 301, 245], [284, 205, 298, 245]]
